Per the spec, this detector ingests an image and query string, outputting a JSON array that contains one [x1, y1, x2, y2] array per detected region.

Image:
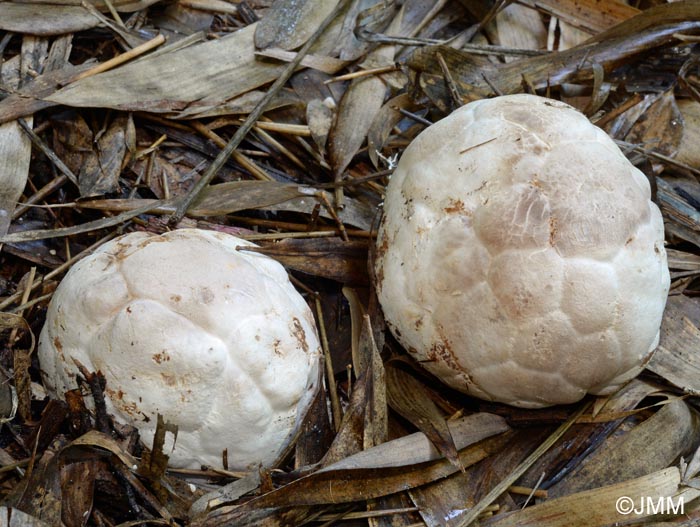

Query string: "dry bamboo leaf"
[[10, 0, 159, 10], [255, 48, 348, 74], [666, 248, 700, 271], [549, 399, 700, 497], [367, 93, 420, 169], [0, 64, 91, 126], [625, 90, 682, 158], [0, 36, 45, 242], [190, 472, 261, 517], [60, 460, 96, 527], [410, 428, 549, 527], [0, 122, 31, 238], [78, 114, 129, 197], [362, 315, 388, 449], [306, 99, 334, 153], [321, 364, 372, 467], [0, 5, 101, 35], [0, 507, 51, 527], [410, 3, 700, 103], [254, 0, 340, 51], [44, 25, 289, 118], [484, 467, 689, 527], [676, 99, 700, 169], [656, 178, 700, 249], [495, 3, 547, 60], [517, 0, 640, 35], [329, 75, 387, 177], [74, 184, 375, 230], [196, 414, 509, 526], [648, 295, 700, 394], [385, 364, 461, 470], [252, 238, 369, 284]]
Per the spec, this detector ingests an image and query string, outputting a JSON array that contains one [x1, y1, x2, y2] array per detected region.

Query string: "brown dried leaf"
[[625, 90, 682, 158], [386, 364, 461, 471], [45, 25, 289, 119], [410, 428, 549, 527], [517, 0, 640, 35], [362, 315, 387, 450], [410, 3, 700, 104], [78, 114, 129, 197], [484, 467, 690, 527], [245, 238, 369, 284], [648, 295, 700, 394], [676, 99, 700, 169], [197, 414, 510, 526], [306, 99, 334, 154], [329, 75, 387, 177], [495, 3, 547, 58], [367, 93, 421, 169], [549, 399, 700, 497], [254, 0, 340, 51], [60, 460, 96, 527]]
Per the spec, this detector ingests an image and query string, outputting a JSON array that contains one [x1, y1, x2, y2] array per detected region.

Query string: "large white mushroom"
[[375, 94, 670, 408], [39, 228, 321, 469]]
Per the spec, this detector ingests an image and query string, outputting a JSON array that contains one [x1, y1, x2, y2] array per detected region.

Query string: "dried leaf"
[[329, 75, 387, 177], [45, 25, 288, 118], [385, 364, 461, 470], [78, 114, 129, 197], [495, 3, 547, 59], [0, 507, 51, 527], [60, 461, 96, 527], [254, 0, 340, 51], [625, 90, 682, 158], [197, 413, 509, 526], [409, 3, 700, 104], [484, 467, 690, 527], [367, 93, 420, 169], [549, 399, 700, 497], [676, 99, 700, 169], [517, 0, 640, 35], [648, 295, 700, 394], [306, 99, 334, 153], [362, 315, 387, 450], [410, 428, 549, 527]]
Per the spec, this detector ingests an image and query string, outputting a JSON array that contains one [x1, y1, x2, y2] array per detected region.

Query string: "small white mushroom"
[[39, 229, 321, 469], [375, 94, 670, 408]]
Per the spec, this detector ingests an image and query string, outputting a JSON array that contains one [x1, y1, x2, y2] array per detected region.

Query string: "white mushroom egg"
[[39, 228, 321, 469], [375, 94, 670, 408]]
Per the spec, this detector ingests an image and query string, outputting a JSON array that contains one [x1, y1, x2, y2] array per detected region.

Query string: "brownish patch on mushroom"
[[444, 199, 466, 214], [431, 338, 474, 386], [152, 350, 170, 364], [53, 337, 63, 353], [273, 339, 282, 356], [170, 294, 182, 303], [291, 317, 309, 353], [160, 373, 177, 386], [549, 215, 558, 247]]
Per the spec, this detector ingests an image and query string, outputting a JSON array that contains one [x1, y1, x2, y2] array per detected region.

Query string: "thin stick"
[[71, 33, 166, 82], [17, 119, 79, 187], [315, 296, 342, 432], [454, 401, 591, 527], [169, 0, 351, 225]]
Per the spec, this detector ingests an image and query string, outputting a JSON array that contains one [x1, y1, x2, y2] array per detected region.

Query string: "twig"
[[71, 32, 165, 82], [315, 296, 342, 432], [17, 119, 79, 187], [169, 0, 352, 225]]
